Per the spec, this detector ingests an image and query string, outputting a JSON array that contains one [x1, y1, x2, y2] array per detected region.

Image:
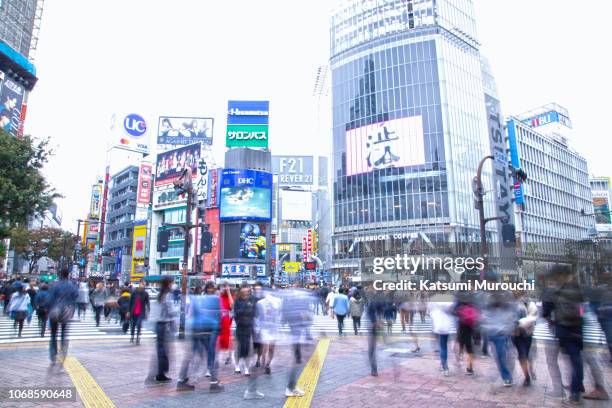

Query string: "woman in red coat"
[[218, 282, 238, 372]]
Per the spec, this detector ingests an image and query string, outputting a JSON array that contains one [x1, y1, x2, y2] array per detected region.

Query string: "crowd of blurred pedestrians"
[[1, 264, 611, 405]]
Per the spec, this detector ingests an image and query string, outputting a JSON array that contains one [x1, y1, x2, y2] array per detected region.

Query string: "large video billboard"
[[157, 116, 213, 146], [226, 100, 269, 148], [219, 168, 272, 221], [239, 223, 267, 260], [154, 142, 201, 187], [0, 74, 25, 136], [345, 116, 425, 176]]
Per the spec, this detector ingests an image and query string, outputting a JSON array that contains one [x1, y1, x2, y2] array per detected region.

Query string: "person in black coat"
[[128, 280, 150, 344]]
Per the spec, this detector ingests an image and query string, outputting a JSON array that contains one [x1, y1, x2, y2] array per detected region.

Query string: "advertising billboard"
[[131, 223, 147, 282], [280, 189, 312, 221], [345, 116, 425, 176], [221, 263, 266, 277], [137, 163, 153, 205], [157, 116, 213, 146], [594, 194, 611, 224], [112, 113, 150, 153], [89, 179, 103, 219], [0, 74, 25, 136], [207, 168, 220, 208], [154, 142, 201, 186], [485, 94, 515, 243], [202, 208, 221, 274], [239, 223, 267, 260], [283, 262, 301, 273], [226, 100, 269, 148], [506, 119, 524, 206], [522, 110, 572, 129], [219, 168, 272, 221], [272, 156, 314, 185]]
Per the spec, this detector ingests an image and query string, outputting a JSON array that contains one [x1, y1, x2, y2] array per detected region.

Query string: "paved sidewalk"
[[0, 334, 610, 407]]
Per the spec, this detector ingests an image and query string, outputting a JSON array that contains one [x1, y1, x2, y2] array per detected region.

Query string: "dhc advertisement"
[[220, 169, 272, 221]]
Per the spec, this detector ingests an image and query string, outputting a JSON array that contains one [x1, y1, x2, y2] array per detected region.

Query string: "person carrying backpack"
[[454, 292, 480, 375]]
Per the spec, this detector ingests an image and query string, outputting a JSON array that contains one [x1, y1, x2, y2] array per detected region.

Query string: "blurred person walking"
[[8, 282, 30, 337], [480, 291, 517, 387], [36, 283, 50, 337], [76, 280, 89, 320], [48, 269, 78, 365], [326, 287, 336, 319], [350, 291, 364, 335], [26, 280, 37, 325], [333, 287, 350, 336], [217, 282, 237, 372], [542, 266, 585, 404], [512, 291, 537, 386], [367, 289, 386, 376], [454, 292, 480, 375], [153, 277, 178, 383], [383, 295, 397, 336], [128, 280, 150, 344], [427, 294, 455, 376], [280, 283, 311, 398], [90, 283, 106, 327], [319, 285, 330, 316], [117, 286, 131, 331], [234, 284, 256, 376], [245, 289, 282, 399]]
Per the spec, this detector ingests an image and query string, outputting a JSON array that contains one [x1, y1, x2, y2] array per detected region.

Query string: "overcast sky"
[[24, 0, 611, 231]]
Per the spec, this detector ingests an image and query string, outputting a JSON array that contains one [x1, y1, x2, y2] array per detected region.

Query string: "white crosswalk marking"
[[1, 307, 606, 346], [0, 311, 156, 344], [275, 312, 608, 345]]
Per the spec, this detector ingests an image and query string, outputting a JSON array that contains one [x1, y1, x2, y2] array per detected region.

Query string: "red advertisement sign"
[[137, 163, 153, 205], [203, 208, 220, 274]]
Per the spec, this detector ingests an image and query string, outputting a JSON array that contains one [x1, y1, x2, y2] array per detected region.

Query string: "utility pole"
[[163, 168, 196, 340]]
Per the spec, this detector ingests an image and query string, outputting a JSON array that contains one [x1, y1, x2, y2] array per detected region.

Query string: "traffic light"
[[514, 168, 527, 183], [157, 230, 170, 252], [200, 227, 213, 253]]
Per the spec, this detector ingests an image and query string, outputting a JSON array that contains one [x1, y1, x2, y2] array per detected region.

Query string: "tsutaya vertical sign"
[[485, 94, 515, 243], [226, 100, 269, 148], [131, 223, 147, 282]]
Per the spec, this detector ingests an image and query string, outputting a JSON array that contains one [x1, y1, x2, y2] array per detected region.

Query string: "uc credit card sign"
[[226, 100, 269, 148]]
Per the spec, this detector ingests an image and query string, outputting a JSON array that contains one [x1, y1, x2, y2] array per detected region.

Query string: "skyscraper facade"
[[330, 0, 494, 277]]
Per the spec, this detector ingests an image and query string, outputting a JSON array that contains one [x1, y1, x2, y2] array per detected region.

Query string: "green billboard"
[[226, 124, 269, 148]]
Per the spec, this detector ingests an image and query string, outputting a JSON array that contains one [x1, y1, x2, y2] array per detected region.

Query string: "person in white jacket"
[[9, 283, 31, 338], [427, 296, 456, 376], [325, 288, 336, 320]]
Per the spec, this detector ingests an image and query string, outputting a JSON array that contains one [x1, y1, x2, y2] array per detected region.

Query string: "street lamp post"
[[474, 155, 508, 281]]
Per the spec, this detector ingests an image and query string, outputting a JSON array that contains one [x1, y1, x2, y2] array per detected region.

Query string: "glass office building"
[[330, 0, 494, 277]]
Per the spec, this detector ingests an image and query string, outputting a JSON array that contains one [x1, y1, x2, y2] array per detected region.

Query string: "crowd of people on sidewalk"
[[1, 264, 611, 405], [1, 273, 151, 343]]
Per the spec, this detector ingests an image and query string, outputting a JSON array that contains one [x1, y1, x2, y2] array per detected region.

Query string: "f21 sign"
[[272, 155, 313, 185]]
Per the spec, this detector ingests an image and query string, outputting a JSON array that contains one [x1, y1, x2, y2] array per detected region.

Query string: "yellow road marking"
[[283, 338, 331, 408], [63, 356, 116, 408]]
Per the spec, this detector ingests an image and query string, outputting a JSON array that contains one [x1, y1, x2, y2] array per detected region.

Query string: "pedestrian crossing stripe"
[[0, 314, 156, 344]]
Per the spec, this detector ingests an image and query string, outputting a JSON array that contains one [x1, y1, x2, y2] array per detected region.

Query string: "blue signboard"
[[220, 168, 272, 221], [506, 119, 524, 206], [227, 100, 269, 125]]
